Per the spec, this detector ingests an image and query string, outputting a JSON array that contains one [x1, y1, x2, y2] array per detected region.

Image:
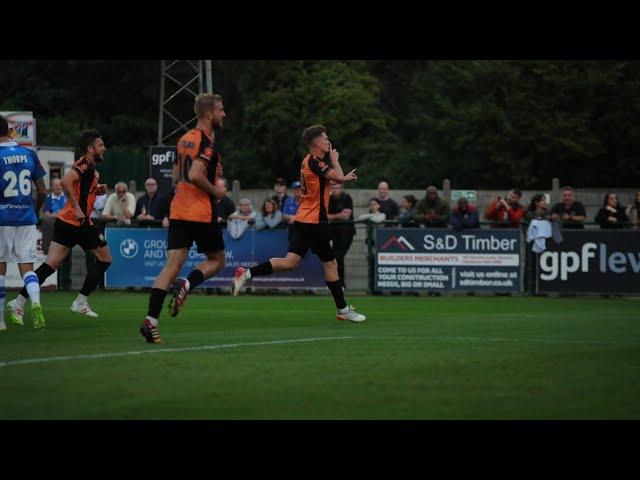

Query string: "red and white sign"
[[1, 111, 37, 149]]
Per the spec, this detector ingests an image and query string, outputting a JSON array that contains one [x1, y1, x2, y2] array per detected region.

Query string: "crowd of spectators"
[[35, 169, 639, 293]]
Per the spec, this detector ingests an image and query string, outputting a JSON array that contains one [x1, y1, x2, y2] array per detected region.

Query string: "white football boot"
[[336, 305, 366, 323]]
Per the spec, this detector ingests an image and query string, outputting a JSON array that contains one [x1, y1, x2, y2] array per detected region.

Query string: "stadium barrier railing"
[[62, 219, 637, 295]]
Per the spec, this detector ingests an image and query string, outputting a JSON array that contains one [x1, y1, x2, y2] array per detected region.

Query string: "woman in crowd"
[[255, 198, 283, 230], [595, 192, 629, 229], [398, 194, 418, 227], [357, 198, 386, 224], [524, 193, 550, 223], [625, 191, 640, 229]]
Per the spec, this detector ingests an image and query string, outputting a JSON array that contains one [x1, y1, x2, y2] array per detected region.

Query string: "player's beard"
[[94, 153, 104, 163]]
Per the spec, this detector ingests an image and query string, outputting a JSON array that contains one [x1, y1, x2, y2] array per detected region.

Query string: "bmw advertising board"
[[105, 228, 325, 289]]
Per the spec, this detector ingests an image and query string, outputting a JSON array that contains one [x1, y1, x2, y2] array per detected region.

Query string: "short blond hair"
[[195, 93, 222, 118]]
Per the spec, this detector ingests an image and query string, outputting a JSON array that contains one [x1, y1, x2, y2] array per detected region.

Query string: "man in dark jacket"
[[328, 183, 356, 289], [413, 186, 449, 227], [450, 197, 479, 230], [214, 178, 236, 222]]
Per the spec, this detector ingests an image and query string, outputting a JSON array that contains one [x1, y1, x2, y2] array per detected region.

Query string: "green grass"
[[1, 292, 639, 419]]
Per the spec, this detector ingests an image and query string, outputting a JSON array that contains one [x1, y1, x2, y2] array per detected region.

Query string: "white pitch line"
[[0, 336, 354, 368], [2, 334, 636, 369]]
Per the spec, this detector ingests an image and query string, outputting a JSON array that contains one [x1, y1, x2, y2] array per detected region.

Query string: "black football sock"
[[147, 288, 167, 321], [326, 280, 347, 310], [249, 261, 273, 277], [186, 269, 205, 291]]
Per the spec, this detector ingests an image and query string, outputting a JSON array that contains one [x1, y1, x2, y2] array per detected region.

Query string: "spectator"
[[255, 198, 283, 230], [40, 177, 71, 289], [525, 194, 555, 254], [398, 194, 418, 227], [90, 171, 108, 232], [595, 192, 629, 229], [485, 188, 525, 228], [229, 198, 257, 222], [134, 177, 168, 224], [271, 177, 290, 212], [450, 197, 480, 230], [282, 180, 302, 223], [357, 198, 386, 223], [625, 191, 640, 230], [102, 181, 136, 224], [377, 181, 400, 220], [328, 182, 356, 289], [550, 186, 586, 229], [524, 193, 550, 222], [414, 186, 449, 227], [214, 178, 235, 222], [42, 178, 66, 218], [228, 198, 256, 239]]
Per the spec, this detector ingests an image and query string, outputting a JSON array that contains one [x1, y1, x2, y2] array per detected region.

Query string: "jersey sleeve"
[[308, 157, 332, 177], [195, 133, 214, 165], [31, 152, 47, 181]]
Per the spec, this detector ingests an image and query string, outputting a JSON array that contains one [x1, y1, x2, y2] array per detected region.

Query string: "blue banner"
[[105, 227, 325, 289], [375, 228, 522, 292]]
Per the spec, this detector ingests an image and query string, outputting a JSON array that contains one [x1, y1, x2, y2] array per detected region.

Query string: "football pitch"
[[1, 292, 639, 420]]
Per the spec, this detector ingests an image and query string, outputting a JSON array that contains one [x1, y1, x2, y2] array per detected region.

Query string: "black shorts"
[[167, 219, 225, 254], [288, 221, 335, 263], [52, 218, 107, 251]]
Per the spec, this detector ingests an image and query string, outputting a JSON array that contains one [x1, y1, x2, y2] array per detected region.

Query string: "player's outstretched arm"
[[325, 168, 357, 184]]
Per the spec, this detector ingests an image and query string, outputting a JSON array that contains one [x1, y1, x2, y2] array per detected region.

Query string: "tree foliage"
[[1, 59, 639, 189]]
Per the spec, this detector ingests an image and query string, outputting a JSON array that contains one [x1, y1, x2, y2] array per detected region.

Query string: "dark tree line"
[[2, 60, 639, 188]]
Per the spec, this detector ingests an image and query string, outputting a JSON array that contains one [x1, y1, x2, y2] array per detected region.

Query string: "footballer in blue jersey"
[[0, 114, 47, 330]]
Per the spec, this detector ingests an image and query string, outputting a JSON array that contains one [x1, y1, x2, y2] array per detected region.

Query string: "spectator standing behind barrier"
[[450, 197, 479, 230], [524, 194, 550, 222], [358, 198, 386, 223], [101, 182, 136, 224], [414, 186, 449, 227], [398, 194, 418, 227], [271, 177, 290, 212], [282, 181, 301, 223], [282, 181, 302, 240], [485, 188, 525, 228], [595, 192, 629, 229], [625, 191, 640, 229], [377, 181, 399, 220], [42, 178, 66, 218], [228, 198, 257, 239], [328, 183, 356, 289], [255, 198, 283, 230], [213, 178, 235, 223], [41, 178, 72, 289], [550, 186, 586, 229], [135, 177, 169, 224]]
